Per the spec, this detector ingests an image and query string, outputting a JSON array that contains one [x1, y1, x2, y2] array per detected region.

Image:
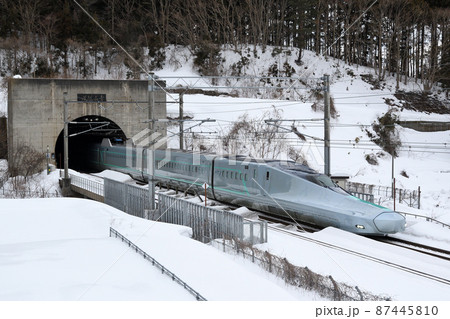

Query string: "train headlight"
[[355, 224, 365, 229]]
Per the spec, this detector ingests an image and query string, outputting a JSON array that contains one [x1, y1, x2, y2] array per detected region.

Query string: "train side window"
[[235, 173, 238, 180], [266, 171, 270, 180], [253, 170, 256, 179], [244, 174, 247, 181], [226, 171, 229, 178], [239, 173, 243, 180]]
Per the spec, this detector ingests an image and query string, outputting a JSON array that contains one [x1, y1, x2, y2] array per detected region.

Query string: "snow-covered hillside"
[[1, 46, 449, 305]]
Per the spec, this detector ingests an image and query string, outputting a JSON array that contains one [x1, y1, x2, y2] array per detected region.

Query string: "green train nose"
[[373, 212, 406, 234]]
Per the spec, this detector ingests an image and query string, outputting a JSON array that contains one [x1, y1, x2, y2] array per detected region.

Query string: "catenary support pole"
[[148, 73, 156, 211], [179, 93, 184, 150], [62, 92, 71, 195], [63, 92, 69, 180], [324, 74, 331, 176]]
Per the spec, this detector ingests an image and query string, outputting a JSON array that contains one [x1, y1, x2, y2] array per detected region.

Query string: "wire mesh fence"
[[212, 238, 391, 301], [104, 178, 149, 218], [102, 178, 267, 244], [158, 193, 267, 244], [347, 182, 421, 209]]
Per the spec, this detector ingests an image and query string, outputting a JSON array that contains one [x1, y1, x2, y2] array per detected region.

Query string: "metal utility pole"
[[46, 145, 50, 175], [63, 92, 69, 180], [179, 93, 184, 150], [323, 74, 331, 176], [148, 73, 156, 211], [62, 92, 71, 194]]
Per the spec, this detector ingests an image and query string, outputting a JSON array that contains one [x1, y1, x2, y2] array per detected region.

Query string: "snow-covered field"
[[1, 46, 449, 315]]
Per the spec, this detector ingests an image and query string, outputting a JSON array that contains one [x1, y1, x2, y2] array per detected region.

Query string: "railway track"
[[269, 226, 450, 286], [153, 180, 450, 280], [256, 209, 450, 262], [376, 236, 450, 262]]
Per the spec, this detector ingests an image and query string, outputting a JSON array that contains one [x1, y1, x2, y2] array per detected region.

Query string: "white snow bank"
[[0, 198, 318, 301]]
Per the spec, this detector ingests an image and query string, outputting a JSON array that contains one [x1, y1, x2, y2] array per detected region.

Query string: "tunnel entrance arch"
[[54, 115, 127, 173]]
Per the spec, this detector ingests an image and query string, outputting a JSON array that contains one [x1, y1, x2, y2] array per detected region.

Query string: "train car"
[[86, 139, 406, 235]]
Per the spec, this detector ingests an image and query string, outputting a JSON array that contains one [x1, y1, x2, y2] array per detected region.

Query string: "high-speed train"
[[86, 138, 406, 235]]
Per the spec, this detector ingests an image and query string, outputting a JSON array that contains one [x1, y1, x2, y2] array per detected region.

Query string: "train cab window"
[[266, 171, 270, 180]]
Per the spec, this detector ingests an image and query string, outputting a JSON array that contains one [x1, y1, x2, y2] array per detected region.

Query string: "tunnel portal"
[[54, 116, 126, 173]]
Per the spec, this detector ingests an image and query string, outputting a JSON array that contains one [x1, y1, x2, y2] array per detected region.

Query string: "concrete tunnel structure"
[[7, 78, 166, 173]]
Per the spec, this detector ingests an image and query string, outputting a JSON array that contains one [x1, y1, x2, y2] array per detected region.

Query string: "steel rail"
[[269, 226, 450, 286], [377, 237, 450, 262]]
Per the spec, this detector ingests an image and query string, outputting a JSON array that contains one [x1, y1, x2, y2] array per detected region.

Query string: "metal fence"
[[349, 191, 374, 203], [104, 178, 150, 218], [102, 178, 267, 244], [110, 227, 207, 301], [71, 175, 103, 195], [347, 182, 421, 209], [157, 193, 267, 244], [70, 175, 104, 202]]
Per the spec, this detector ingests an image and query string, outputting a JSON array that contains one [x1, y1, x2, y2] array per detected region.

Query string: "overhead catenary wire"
[[72, 0, 178, 103]]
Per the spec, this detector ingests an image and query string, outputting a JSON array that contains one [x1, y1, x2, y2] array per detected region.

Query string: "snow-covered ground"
[[1, 169, 449, 302], [0, 195, 318, 301], [1, 46, 449, 311]]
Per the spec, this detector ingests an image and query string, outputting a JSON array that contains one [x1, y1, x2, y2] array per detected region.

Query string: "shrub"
[[365, 153, 378, 165], [8, 143, 46, 180], [366, 111, 402, 157], [400, 170, 409, 178], [193, 42, 222, 76]]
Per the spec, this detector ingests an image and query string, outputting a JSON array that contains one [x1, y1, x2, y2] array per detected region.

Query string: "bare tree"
[[221, 108, 287, 159], [8, 142, 46, 181]]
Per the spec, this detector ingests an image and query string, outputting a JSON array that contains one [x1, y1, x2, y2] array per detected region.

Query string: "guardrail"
[[398, 211, 450, 230], [110, 227, 207, 301], [71, 175, 103, 195], [70, 175, 104, 202]]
